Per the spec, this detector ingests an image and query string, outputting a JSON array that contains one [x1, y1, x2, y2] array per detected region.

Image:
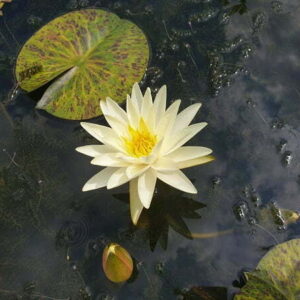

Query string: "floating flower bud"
[[102, 243, 133, 283]]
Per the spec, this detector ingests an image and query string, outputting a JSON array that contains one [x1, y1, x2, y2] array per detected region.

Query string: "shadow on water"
[[114, 181, 206, 251]]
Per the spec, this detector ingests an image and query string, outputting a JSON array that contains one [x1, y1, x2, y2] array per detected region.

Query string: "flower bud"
[[102, 243, 133, 283]]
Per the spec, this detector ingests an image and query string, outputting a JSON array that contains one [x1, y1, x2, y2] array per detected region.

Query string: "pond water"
[[1, 0, 300, 299]]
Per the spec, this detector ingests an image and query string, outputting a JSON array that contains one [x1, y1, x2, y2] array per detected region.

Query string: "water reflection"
[[114, 181, 206, 251]]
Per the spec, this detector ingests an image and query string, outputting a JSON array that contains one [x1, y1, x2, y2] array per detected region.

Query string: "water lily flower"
[[76, 83, 214, 224]]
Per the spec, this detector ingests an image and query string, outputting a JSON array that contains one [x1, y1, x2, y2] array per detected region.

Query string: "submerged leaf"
[[235, 239, 300, 299], [102, 243, 133, 283], [15, 9, 149, 120], [176, 286, 227, 300]]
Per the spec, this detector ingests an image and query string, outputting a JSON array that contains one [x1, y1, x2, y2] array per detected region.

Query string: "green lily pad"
[[235, 239, 300, 299], [15, 9, 149, 120]]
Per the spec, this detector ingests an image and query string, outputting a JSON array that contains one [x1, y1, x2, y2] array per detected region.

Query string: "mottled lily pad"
[[15, 9, 149, 120], [235, 239, 300, 299]]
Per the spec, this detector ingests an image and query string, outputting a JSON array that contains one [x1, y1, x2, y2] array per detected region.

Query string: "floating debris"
[[211, 175, 222, 188], [207, 42, 251, 96], [239, 43, 253, 59], [177, 61, 187, 83], [250, 192, 261, 207], [79, 287, 91, 300], [218, 36, 244, 54], [271, 1, 283, 14], [247, 216, 257, 226], [66, 0, 90, 10], [252, 12, 267, 35], [141, 66, 164, 86], [23, 281, 36, 294], [258, 202, 300, 232], [188, 7, 219, 23], [271, 117, 285, 129], [282, 151, 293, 166], [184, 0, 212, 3], [270, 202, 285, 227], [276, 138, 287, 153], [27, 15, 42, 26], [171, 27, 193, 38], [219, 11, 231, 24], [233, 201, 250, 221], [155, 262, 165, 274]]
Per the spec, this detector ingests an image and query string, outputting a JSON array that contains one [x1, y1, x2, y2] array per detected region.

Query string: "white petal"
[[126, 94, 140, 128], [81, 122, 106, 142], [153, 85, 166, 126], [151, 157, 178, 171], [82, 167, 116, 191], [131, 82, 143, 110], [141, 88, 155, 129], [104, 115, 129, 137], [150, 139, 163, 157], [164, 122, 208, 154], [161, 103, 202, 153], [142, 88, 153, 116], [100, 98, 109, 115], [177, 155, 215, 169], [138, 168, 157, 209], [172, 103, 202, 132], [91, 153, 129, 167], [80, 122, 124, 152], [107, 167, 129, 189], [157, 169, 197, 194], [100, 99, 128, 136], [129, 178, 144, 225], [126, 165, 150, 179], [76, 145, 116, 157], [105, 97, 128, 124], [156, 99, 181, 138], [167, 146, 212, 162]]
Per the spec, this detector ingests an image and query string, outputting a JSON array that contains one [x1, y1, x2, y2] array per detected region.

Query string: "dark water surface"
[[1, 0, 300, 299]]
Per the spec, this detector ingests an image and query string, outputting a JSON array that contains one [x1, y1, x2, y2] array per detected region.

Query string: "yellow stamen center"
[[123, 118, 157, 158]]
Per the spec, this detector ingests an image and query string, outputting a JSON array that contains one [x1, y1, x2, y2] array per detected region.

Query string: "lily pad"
[[15, 9, 149, 120], [235, 239, 300, 299]]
